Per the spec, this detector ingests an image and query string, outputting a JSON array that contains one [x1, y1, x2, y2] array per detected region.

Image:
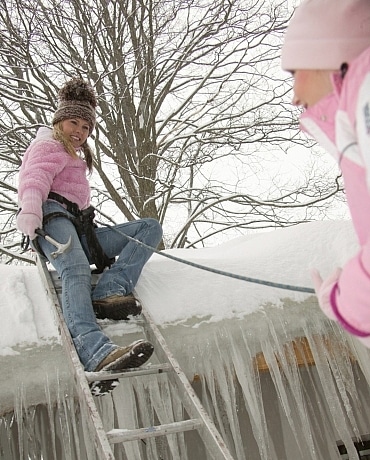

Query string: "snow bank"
[[0, 220, 359, 351], [134, 220, 358, 325]]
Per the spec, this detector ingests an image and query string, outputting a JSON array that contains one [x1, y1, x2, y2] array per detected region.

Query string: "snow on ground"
[[0, 219, 359, 353]]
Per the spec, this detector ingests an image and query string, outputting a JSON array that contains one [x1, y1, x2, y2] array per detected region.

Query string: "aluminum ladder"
[[36, 255, 234, 460]]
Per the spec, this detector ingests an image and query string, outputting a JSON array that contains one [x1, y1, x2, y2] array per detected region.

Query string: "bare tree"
[[0, 0, 344, 263]]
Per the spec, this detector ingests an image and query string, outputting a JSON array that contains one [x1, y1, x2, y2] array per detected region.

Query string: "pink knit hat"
[[281, 0, 370, 70]]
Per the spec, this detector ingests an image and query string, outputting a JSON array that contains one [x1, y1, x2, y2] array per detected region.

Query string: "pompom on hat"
[[52, 78, 97, 134], [281, 0, 370, 71]]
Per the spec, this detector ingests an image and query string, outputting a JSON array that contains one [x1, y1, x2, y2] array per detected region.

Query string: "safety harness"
[[28, 192, 113, 273]]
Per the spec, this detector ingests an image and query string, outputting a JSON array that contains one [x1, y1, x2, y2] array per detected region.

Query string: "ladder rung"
[[85, 363, 171, 382], [106, 419, 202, 443]]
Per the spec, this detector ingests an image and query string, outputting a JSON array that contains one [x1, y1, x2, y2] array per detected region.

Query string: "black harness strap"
[[46, 192, 113, 273], [48, 191, 80, 214]]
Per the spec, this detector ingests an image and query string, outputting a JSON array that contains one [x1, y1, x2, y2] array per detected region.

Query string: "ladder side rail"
[[141, 308, 235, 460], [36, 256, 116, 460]]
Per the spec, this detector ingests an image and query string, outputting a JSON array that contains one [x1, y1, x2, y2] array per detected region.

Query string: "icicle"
[[214, 327, 246, 459], [347, 336, 370, 388], [147, 374, 184, 459], [112, 378, 143, 460], [44, 374, 58, 459], [265, 312, 319, 458], [13, 384, 25, 460], [135, 373, 185, 459], [232, 325, 274, 460], [303, 319, 362, 460]]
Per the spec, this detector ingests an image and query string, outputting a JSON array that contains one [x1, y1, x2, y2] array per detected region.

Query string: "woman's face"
[[291, 69, 334, 109], [61, 118, 90, 149]]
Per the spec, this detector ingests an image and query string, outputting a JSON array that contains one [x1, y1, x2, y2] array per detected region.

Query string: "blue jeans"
[[37, 200, 163, 371]]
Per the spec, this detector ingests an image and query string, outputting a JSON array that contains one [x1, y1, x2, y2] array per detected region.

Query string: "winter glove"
[[312, 265, 370, 349], [17, 212, 42, 240], [311, 268, 342, 321]]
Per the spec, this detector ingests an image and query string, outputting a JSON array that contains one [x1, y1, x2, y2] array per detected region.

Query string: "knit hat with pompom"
[[52, 78, 97, 134], [281, 0, 370, 71]]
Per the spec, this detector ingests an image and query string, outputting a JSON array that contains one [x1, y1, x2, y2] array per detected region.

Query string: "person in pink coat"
[[17, 78, 163, 394], [281, 0, 370, 347]]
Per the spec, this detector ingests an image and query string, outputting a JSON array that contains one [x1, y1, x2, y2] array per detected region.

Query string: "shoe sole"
[[93, 297, 142, 321], [90, 340, 154, 396], [90, 379, 120, 397]]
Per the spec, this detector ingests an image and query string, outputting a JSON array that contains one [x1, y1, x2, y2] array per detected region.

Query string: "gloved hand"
[[17, 213, 42, 240], [311, 268, 342, 321]]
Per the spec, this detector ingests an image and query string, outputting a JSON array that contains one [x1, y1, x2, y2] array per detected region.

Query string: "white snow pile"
[[0, 220, 359, 355], [0, 265, 59, 356], [135, 219, 358, 325]]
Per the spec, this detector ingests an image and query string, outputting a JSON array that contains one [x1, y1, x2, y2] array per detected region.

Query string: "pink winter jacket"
[[300, 46, 370, 335], [18, 127, 90, 220]]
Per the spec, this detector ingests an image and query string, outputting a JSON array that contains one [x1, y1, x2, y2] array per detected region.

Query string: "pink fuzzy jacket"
[[300, 46, 370, 334], [18, 127, 90, 220]]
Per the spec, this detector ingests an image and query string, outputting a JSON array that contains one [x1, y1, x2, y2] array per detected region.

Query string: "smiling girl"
[[17, 78, 163, 394]]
